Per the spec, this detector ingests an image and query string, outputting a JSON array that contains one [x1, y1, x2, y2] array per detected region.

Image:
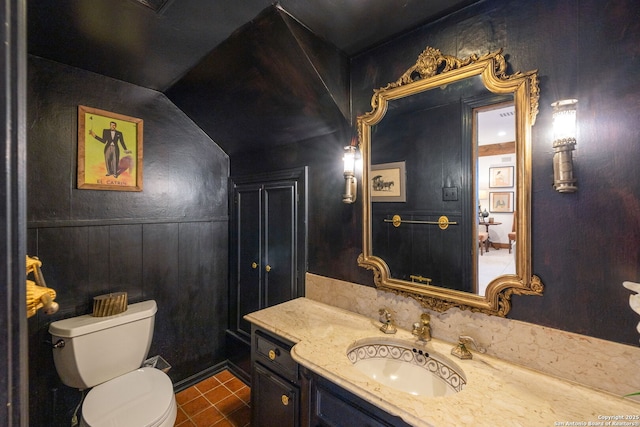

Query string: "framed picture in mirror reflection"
[[489, 166, 514, 188], [489, 192, 513, 213], [371, 161, 406, 202]]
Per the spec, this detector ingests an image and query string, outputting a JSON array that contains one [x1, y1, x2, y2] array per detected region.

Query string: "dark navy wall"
[[26, 56, 229, 426], [348, 0, 640, 344], [21, 0, 640, 423], [231, 0, 640, 347]]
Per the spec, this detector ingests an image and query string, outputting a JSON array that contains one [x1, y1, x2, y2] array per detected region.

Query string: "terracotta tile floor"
[[174, 370, 251, 427]]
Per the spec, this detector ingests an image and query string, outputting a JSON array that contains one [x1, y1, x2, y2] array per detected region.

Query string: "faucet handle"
[[451, 335, 486, 359], [378, 308, 397, 334], [459, 335, 486, 353]]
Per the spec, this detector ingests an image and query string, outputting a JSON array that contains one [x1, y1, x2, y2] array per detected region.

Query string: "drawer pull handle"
[[268, 348, 280, 360], [281, 395, 289, 406], [265, 264, 272, 272], [251, 262, 258, 269]]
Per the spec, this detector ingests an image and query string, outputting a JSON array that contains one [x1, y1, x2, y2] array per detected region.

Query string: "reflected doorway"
[[475, 103, 516, 295]]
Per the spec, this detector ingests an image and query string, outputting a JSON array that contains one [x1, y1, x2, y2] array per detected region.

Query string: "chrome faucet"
[[378, 308, 397, 334], [412, 313, 431, 342], [451, 335, 486, 359]]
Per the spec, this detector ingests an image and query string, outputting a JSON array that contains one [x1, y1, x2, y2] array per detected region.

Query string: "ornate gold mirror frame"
[[357, 47, 543, 316]]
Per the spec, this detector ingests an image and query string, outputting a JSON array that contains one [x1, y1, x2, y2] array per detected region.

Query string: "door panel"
[[236, 185, 262, 337], [264, 183, 296, 307]]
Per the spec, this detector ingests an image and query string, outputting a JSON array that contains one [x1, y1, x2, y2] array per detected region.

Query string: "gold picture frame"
[[371, 161, 406, 202], [78, 105, 143, 191], [489, 191, 513, 213], [489, 166, 514, 188]]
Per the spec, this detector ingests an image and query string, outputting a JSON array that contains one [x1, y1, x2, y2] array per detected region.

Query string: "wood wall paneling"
[[26, 57, 229, 426]]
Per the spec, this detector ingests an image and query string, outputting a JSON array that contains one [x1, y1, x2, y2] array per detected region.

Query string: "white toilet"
[[49, 300, 177, 427]]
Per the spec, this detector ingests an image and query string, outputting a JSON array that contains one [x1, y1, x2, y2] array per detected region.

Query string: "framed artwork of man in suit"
[[78, 105, 143, 191]]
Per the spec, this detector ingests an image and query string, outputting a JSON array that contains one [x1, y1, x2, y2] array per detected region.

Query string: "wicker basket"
[[92, 292, 128, 317]]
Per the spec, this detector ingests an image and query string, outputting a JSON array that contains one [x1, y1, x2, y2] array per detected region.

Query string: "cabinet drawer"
[[254, 330, 298, 382]]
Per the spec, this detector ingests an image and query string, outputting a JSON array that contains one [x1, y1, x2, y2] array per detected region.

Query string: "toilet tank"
[[49, 300, 157, 389]]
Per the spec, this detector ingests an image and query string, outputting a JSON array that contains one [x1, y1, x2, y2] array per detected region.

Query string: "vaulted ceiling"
[[27, 0, 480, 155], [28, 0, 477, 91]]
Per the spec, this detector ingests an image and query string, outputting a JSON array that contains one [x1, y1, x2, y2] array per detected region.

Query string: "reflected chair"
[[479, 232, 489, 255], [508, 211, 516, 253]]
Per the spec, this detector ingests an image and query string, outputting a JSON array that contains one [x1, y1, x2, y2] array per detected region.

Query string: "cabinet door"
[[310, 373, 412, 427], [252, 363, 299, 427], [235, 184, 262, 337], [263, 182, 297, 307]]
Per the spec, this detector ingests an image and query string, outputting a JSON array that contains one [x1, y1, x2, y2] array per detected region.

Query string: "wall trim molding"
[[173, 361, 230, 392], [27, 216, 229, 229]]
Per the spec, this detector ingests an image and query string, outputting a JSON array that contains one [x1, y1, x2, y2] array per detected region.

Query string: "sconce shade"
[[551, 99, 578, 193], [342, 145, 357, 203], [552, 99, 578, 141], [343, 145, 356, 174]]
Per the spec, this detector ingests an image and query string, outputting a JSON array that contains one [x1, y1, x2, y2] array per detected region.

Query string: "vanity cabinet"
[[251, 326, 308, 427], [308, 371, 411, 427], [250, 325, 411, 427]]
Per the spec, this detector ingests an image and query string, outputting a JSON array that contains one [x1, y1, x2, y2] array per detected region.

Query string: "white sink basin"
[[346, 338, 466, 397]]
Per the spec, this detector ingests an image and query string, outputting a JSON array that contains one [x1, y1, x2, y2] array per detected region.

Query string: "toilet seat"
[[81, 367, 176, 427]]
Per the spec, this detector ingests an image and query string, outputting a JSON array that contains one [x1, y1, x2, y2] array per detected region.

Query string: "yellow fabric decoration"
[[25, 256, 59, 318]]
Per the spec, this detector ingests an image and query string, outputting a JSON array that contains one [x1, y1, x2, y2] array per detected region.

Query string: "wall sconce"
[[551, 99, 578, 193], [342, 145, 358, 203]]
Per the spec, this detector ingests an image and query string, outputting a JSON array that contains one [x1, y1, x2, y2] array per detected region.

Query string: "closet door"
[[263, 182, 297, 308], [235, 184, 262, 338], [229, 167, 307, 344]]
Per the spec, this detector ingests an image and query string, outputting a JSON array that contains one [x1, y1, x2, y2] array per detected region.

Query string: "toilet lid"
[[82, 367, 175, 427]]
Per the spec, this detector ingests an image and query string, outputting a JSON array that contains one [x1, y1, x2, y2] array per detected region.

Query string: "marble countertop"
[[245, 297, 640, 427]]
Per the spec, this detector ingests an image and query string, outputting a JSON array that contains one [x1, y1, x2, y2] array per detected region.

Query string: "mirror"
[[357, 47, 543, 316]]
